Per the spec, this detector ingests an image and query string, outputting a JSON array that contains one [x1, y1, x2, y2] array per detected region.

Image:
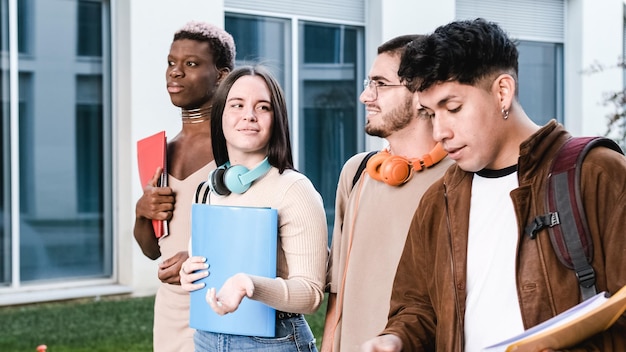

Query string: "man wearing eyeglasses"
[[321, 35, 454, 352]]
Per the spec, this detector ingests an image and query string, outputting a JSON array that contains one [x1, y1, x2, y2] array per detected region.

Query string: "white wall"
[[115, 0, 226, 295], [565, 0, 624, 136]]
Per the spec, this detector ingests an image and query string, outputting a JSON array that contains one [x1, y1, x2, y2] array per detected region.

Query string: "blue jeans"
[[193, 315, 318, 352]]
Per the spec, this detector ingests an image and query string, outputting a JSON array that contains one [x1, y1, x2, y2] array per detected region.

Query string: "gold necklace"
[[182, 106, 211, 124]]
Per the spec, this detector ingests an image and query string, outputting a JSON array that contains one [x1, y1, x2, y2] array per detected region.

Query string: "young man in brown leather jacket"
[[362, 18, 626, 352]]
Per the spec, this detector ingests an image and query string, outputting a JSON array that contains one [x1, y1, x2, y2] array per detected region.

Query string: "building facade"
[[0, 0, 623, 305]]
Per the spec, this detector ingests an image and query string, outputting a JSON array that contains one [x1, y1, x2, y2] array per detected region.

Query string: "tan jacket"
[[382, 120, 626, 351]]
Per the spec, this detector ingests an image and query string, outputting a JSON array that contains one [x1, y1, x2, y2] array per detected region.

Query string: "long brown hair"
[[210, 65, 294, 173]]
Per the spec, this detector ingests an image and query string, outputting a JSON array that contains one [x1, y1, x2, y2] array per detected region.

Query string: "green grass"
[[0, 294, 328, 351], [0, 295, 155, 352]]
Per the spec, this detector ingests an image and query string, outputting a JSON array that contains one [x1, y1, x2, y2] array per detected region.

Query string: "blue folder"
[[189, 204, 278, 337]]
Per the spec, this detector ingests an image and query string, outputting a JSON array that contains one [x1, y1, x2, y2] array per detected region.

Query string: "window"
[[75, 74, 103, 213], [226, 14, 364, 237], [517, 41, 564, 125], [299, 22, 361, 232], [17, 0, 31, 54], [225, 14, 291, 104], [1, 0, 111, 285], [0, 0, 8, 286], [304, 23, 341, 63], [77, 1, 103, 57]]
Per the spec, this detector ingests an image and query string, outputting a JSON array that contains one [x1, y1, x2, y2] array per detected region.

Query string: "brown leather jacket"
[[381, 120, 626, 351]]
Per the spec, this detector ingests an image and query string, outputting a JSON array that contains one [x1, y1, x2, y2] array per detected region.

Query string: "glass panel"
[[0, 0, 10, 286], [299, 22, 363, 237], [76, 74, 103, 214], [304, 23, 340, 63], [18, 0, 110, 282], [226, 14, 364, 241], [343, 28, 357, 64], [17, 0, 30, 54], [225, 14, 291, 92], [77, 1, 102, 57], [302, 80, 358, 197], [518, 41, 563, 125]]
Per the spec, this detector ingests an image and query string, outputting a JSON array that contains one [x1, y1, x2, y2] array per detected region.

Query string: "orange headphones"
[[366, 142, 447, 186]]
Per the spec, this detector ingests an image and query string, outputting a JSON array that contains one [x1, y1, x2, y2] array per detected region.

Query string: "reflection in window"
[[304, 24, 340, 63], [302, 80, 358, 205], [76, 75, 103, 213], [303, 23, 357, 65], [225, 14, 291, 90], [300, 22, 362, 236], [77, 0, 102, 57], [0, 93, 6, 285], [226, 14, 364, 239], [0, 104, 6, 285], [518, 41, 563, 125], [0, 0, 112, 284], [17, 73, 33, 216], [343, 28, 357, 64], [0, 0, 8, 286], [17, 0, 31, 54]]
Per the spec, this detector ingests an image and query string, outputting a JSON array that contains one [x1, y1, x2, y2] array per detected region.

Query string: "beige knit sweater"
[[199, 166, 328, 314]]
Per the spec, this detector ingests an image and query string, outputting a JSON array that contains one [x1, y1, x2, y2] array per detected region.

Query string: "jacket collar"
[[443, 119, 571, 189], [518, 120, 571, 185]]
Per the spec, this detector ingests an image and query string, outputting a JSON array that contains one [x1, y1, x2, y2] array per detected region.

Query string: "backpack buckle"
[[525, 212, 560, 239], [549, 212, 560, 227], [575, 267, 596, 288]]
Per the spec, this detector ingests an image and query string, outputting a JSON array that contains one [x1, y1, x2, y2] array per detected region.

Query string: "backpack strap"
[[525, 136, 623, 301], [194, 180, 212, 204], [351, 151, 378, 190]]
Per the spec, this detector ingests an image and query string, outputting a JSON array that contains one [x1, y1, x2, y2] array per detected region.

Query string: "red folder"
[[137, 131, 168, 238]]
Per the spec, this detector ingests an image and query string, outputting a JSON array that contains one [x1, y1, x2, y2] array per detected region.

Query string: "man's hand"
[[360, 334, 403, 352], [158, 251, 189, 284]]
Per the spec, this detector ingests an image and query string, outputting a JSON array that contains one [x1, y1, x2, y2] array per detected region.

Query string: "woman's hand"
[[206, 273, 254, 315], [179, 256, 209, 292]]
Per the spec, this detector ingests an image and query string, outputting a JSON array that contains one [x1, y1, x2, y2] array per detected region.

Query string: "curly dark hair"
[[398, 18, 519, 92], [173, 21, 236, 71]]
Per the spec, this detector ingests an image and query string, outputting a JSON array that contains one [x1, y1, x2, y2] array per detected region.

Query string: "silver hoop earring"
[[502, 107, 509, 120]]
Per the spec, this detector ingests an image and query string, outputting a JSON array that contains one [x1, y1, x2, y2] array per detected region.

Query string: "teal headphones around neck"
[[208, 157, 271, 195]]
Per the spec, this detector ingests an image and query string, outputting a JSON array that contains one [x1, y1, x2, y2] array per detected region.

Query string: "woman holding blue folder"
[[180, 65, 328, 351], [134, 21, 236, 352]]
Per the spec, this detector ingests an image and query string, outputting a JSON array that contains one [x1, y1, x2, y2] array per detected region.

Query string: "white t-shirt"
[[464, 167, 525, 351]]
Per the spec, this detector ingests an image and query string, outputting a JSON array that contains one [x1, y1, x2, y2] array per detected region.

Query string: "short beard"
[[365, 97, 414, 138]]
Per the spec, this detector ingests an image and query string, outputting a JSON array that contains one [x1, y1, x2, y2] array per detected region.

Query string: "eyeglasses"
[[363, 79, 406, 98]]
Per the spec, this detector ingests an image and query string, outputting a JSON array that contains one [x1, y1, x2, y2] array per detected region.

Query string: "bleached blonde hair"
[[174, 20, 236, 70]]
